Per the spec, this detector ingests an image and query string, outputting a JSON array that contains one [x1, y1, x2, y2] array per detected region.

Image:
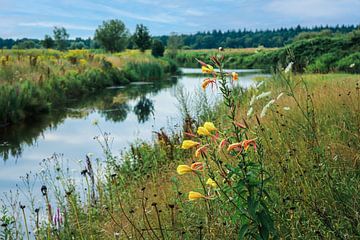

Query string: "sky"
[[0, 0, 359, 39]]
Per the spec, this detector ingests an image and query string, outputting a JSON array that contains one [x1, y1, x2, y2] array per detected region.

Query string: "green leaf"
[[247, 196, 259, 220], [238, 223, 249, 239]]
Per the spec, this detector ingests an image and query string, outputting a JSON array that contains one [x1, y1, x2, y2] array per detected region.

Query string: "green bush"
[[123, 61, 165, 81], [336, 52, 360, 73], [151, 39, 165, 57], [307, 53, 338, 73]]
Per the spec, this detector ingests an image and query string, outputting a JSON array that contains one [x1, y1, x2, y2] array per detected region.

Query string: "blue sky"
[[0, 0, 359, 39]]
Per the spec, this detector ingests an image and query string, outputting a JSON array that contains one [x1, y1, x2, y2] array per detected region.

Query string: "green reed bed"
[[0, 49, 178, 126]]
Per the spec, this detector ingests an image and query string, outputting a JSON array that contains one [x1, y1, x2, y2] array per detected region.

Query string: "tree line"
[[0, 22, 358, 52], [156, 24, 358, 49]]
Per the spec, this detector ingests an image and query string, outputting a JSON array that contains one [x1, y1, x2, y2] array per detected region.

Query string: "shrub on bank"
[[123, 60, 165, 81]]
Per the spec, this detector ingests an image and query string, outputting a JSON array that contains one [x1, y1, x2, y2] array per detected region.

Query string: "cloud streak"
[[18, 22, 94, 31], [0, 0, 358, 38]]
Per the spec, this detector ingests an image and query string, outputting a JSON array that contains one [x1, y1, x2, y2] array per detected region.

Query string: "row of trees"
[[1, 22, 358, 52], [0, 20, 165, 56], [94, 20, 165, 57], [156, 24, 358, 49]]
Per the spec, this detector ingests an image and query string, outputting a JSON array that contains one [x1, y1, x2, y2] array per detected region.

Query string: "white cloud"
[[18, 22, 94, 30], [184, 9, 205, 17]]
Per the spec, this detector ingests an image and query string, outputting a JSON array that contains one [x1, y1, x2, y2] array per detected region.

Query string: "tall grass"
[[0, 53, 359, 239]]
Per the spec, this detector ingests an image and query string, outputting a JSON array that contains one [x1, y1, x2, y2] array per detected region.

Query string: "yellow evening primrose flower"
[[232, 72, 239, 81], [188, 191, 205, 201], [206, 178, 217, 188], [203, 122, 217, 132], [201, 64, 214, 74], [176, 165, 193, 175], [201, 78, 215, 91], [197, 126, 210, 136], [181, 140, 200, 149]]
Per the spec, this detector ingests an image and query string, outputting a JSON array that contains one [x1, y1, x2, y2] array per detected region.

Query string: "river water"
[[0, 68, 265, 194]]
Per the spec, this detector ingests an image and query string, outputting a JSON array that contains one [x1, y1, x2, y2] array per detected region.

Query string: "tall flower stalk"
[[177, 51, 277, 239]]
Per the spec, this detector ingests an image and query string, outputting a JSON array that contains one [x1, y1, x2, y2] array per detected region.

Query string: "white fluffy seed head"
[[260, 99, 275, 118], [256, 91, 272, 100]]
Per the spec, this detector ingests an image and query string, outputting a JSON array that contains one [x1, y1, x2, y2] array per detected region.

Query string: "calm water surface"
[[0, 69, 265, 194]]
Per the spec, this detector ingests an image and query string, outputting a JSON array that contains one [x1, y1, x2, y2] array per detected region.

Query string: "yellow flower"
[[203, 122, 217, 132], [181, 140, 200, 149], [188, 191, 205, 201], [197, 126, 210, 136], [201, 64, 214, 74], [201, 78, 215, 91], [79, 59, 87, 65], [177, 162, 204, 175], [232, 72, 239, 81], [206, 178, 217, 188], [177, 165, 193, 175]]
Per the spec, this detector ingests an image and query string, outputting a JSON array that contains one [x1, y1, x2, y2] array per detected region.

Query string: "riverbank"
[[0, 49, 179, 126], [1, 57, 359, 239], [174, 31, 360, 73]]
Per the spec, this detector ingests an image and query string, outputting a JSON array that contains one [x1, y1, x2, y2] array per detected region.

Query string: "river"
[[0, 68, 265, 194]]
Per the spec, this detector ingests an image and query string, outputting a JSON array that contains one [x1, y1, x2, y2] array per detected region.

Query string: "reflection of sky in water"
[[0, 70, 264, 194]]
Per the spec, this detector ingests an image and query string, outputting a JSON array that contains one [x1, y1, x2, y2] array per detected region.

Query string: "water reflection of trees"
[[100, 103, 130, 122], [133, 97, 154, 123], [0, 113, 66, 161], [0, 78, 178, 161]]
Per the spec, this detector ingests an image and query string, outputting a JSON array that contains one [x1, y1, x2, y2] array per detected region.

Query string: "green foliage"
[[307, 53, 338, 73], [155, 25, 357, 49], [133, 24, 152, 52], [123, 60, 165, 81], [53, 27, 69, 51], [42, 34, 54, 49], [336, 52, 360, 73], [174, 30, 360, 73], [166, 33, 183, 59], [12, 40, 38, 49], [69, 41, 86, 50], [94, 19, 129, 53], [151, 39, 165, 57]]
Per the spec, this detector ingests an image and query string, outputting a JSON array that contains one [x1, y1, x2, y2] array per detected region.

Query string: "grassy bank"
[[0, 49, 179, 126], [174, 30, 360, 73], [1, 52, 359, 239]]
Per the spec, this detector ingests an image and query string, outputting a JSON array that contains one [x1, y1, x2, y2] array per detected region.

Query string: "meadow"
[[1, 49, 359, 239], [0, 49, 178, 126]]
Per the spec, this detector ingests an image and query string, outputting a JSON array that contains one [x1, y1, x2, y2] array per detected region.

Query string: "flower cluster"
[[177, 120, 257, 201], [177, 122, 220, 201], [196, 58, 239, 91]]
